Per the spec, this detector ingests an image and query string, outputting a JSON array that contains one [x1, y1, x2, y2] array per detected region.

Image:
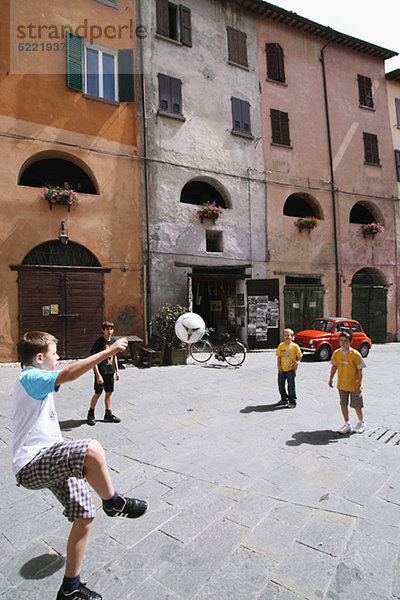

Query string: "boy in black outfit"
[[87, 321, 121, 426]]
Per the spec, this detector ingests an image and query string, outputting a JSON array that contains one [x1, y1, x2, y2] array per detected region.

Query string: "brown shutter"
[[156, 0, 169, 37], [271, 109, 290, 145], [358, 74, 373, 108], [266, 43, 285, 82], [180, 5, 192, 46], [227, 27, 248, 67], [363, 132, 379, 164], [241, 100, 251, 134], [171, 76, 182, 115]]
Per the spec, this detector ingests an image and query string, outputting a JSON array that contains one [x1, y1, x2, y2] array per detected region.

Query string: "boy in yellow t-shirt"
[[276, 328, 302, 408], [329, 331, 366, 434]]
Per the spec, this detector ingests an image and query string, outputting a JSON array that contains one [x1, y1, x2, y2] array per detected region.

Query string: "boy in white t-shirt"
[[329, 331, 366, 434], [13, 331, 149, 600]]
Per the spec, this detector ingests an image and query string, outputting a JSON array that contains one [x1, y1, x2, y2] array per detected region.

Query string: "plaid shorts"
[[338, 389, 364, 409], [16, 439, 96, 522]]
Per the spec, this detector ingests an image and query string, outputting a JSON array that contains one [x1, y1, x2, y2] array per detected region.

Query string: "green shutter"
[[118, 49, 135, 102], [66, 31, 84, 92]]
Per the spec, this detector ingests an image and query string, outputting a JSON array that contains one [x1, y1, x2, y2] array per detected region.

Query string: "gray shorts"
[[16, 439, 96, 522], [338, 389, 364, 409]]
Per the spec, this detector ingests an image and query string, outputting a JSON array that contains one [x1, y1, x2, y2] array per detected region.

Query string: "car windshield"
[[310, 319, 334, 332]]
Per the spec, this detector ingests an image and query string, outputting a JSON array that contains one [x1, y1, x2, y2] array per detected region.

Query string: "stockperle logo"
[[10, 5, 146, 75]]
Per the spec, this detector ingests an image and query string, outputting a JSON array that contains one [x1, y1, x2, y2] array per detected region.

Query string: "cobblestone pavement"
[[1, 343, 400, 599]]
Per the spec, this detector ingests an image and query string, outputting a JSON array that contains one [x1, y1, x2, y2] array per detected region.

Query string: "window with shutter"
[[363, 132, 380, 165], [395, 150, 400, 182], [158, 73, 183, 116], [266, 43, 285, 83], [66, 33, 135, 103], [156, 0, 192, 46], [395, 98, 400, 127], [227, 27, 248, 68], [231, 97, 252, 136], [358, 74, 374, 108], [270, 109, 290, 146]]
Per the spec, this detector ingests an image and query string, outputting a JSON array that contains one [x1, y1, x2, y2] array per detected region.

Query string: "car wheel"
[[317, 345, 331, 361], [360, 343, 370, 358]]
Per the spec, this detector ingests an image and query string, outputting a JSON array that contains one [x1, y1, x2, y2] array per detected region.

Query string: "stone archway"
[[351, 267, 387, 343]]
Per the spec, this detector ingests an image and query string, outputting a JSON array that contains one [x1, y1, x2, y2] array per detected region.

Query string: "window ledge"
[[231, 130, 254, 140], [92, 0, 118, 7], [155, 33, 182, 47], [359, 104, 375, 111], [227, 60, 249, 71], [266, 77, 287, 87], [271, 142, 292, 149], [364, 161, 381, 167], [157, 109, 186, 121], [83, 93, 119, 106]]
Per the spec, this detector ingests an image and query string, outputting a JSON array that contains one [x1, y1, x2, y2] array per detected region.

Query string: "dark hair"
[[102, 320, 115, 330], [17, 331, 58, 367], [339, 330, 353, 342]]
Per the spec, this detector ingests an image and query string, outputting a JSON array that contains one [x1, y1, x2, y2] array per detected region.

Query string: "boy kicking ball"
[[13, 331, 148, 600], [329, 330, 366, 434]]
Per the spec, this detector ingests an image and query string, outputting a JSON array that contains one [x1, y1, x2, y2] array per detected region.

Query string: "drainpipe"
[[393, 196, 399, 340], [247, 167, 253, 277], [320, 32, 341, 316], [137, 0, 151, 343]]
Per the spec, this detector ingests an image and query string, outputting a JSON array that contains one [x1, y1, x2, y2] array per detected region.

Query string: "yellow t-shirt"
[[276, 341, 302, 372], [331, 347, 365, 392]]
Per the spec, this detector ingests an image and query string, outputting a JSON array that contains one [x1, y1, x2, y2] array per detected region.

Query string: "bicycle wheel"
[[222, 341, 246, 366], [190, 339, 213, 363]]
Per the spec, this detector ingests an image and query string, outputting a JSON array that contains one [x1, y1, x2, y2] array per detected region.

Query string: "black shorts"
[[94, 373, 114, 394]]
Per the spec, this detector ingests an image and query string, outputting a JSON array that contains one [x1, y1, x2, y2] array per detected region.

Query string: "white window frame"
[[84, 42, 118, 101]]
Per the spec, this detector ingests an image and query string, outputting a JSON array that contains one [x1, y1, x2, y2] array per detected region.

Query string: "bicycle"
[[189, 328, 246, 367]]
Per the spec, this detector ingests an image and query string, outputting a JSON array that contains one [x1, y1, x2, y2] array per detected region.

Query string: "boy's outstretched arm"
[[55, 339, 128, 386]]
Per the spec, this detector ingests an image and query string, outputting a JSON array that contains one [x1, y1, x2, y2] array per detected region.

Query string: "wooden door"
[[17, 268, 105, 358]]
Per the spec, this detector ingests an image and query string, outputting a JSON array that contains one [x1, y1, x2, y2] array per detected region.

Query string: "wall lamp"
[[58, 221, 69, 245]]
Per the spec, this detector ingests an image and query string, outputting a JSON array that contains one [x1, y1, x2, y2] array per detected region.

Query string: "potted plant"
[[361, 222, 384, 238], [41, 185, 79, 210], [295, 216, 319, 232], [195, 201, 223, 223], [153, 303, 188, 365]]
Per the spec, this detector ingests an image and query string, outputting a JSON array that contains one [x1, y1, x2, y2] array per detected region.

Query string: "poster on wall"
[[248, 295, 270, 340]]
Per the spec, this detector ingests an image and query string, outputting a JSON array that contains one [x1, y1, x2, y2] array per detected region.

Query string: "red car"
[[294, 317, 372, 361]]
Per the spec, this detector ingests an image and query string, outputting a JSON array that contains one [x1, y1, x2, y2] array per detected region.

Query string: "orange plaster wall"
[[0, 0, 144, 361]]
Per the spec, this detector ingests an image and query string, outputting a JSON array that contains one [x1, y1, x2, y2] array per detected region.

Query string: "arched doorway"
[[351, 267, 387, 343], [11, 242, 110, 358]]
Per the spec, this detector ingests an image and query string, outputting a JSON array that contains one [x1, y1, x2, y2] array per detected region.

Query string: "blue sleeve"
[[19, 368, 61, 401]]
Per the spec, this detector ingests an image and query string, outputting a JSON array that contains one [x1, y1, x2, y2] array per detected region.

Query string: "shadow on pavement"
[[286, 429, 343, 446], [59, 419, 87, 431], [20, 554, 65, 580], [240, 404, 287, 413]]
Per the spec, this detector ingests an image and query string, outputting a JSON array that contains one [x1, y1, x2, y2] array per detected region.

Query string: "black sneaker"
[[56, 582, 102, 600], [276, 399, 289, 406], [87, 410, 95, 426], [104, 412, 121, 423], [287, 402, 297, 408], [103, 495, 148, 518]]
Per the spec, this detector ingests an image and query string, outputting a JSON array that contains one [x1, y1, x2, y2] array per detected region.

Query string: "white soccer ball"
[[175, 313, 206, 344]]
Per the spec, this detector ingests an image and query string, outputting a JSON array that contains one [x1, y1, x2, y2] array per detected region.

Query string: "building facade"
[[1, 0, 144, 361], [138, 0, 269, 346]]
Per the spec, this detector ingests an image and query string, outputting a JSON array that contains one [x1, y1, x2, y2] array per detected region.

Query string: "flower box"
[[295, 216, 319, 231], [195, 202, 223, 223], [41, 186, 79, 210], [361, 222, 384, 238]]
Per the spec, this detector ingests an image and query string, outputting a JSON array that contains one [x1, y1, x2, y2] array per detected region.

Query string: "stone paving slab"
[[1, 344, 400, 599]]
